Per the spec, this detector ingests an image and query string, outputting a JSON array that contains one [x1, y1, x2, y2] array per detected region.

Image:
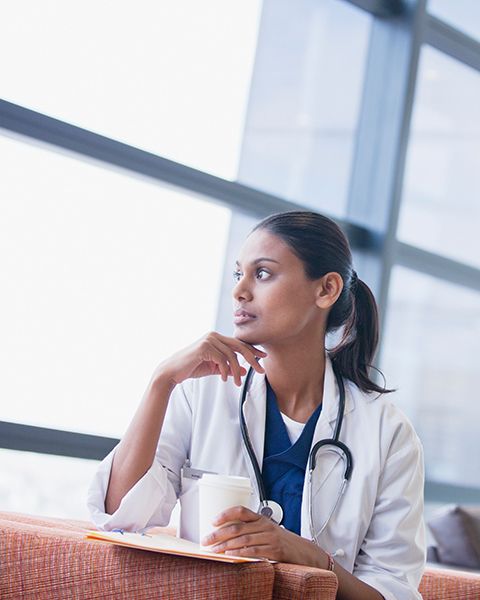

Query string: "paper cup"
[[198, 474, 252, 547]]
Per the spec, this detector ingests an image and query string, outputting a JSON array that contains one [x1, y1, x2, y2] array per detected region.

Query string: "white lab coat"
[[88, 355, 426, 600]]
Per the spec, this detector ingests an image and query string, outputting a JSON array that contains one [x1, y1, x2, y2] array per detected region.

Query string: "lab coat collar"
[[321, 353, 355, 426]]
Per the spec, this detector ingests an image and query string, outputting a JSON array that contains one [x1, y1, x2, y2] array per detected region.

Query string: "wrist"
[[313, 544, 333, 571], [149, 370, 178, 397]]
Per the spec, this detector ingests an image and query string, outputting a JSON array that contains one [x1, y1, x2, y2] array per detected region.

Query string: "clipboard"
[[85, 529, 265, 564]]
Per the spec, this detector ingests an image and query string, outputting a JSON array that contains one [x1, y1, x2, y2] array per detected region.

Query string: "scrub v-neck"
[[262, 378, 322, 534]]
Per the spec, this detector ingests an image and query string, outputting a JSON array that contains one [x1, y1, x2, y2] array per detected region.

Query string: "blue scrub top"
[[262, 379, 322, 535]]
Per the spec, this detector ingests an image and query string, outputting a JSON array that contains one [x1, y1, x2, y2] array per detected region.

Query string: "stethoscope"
[[239, 359, 353, 548]]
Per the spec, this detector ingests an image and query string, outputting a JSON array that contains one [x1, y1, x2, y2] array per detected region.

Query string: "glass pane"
[[381, 267, 480, 489], [428, 0, 480, 41], [0, 133, 231, 438], [0, 1, 262, 180], [237, 0, 371, 217], [0, 448, 181, 526], [398, 46, 480, 268], [0, 449, 98, 520]]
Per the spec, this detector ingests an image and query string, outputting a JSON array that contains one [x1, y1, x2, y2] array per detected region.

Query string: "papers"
[[85, 530, 264, 564]]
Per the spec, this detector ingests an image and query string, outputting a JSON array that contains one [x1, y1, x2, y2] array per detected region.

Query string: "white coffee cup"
[[198, 474, 253, 547]]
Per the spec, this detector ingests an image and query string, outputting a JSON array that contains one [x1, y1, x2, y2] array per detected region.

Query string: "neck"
[[262, 336, 326, 423]]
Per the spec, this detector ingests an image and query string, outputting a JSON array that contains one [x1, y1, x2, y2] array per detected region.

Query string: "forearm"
[[105, 373, 176, 515], [311, 548, 384, 600]]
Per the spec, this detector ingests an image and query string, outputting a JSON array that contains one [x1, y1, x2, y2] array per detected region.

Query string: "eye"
[[233, 270, 242, 283], [256, 268, 270, 280]]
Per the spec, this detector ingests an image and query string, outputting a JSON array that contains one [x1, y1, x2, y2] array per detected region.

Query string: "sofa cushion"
[[427, 505, 480, 569], [0, 511, 274, 600], [419, 567, 480, 600], [459, 506, 480, 562]]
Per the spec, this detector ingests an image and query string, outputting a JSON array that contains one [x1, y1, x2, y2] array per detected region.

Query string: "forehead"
[[236, 229, 296, 265]]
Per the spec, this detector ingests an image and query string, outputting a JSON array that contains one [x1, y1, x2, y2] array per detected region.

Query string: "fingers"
[[213, 506, 262, 527], [211, 532, 271, 555], [207, 338, 265, 387], [203, 517, 269, 549], [201, 509, 279, 559], [212, 340, 248, 387], [214, 334, 267, 376], [193, 332, 267, 386], [213, 354, 229, 383]]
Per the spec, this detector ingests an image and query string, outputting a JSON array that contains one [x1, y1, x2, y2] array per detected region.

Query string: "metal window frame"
[[425, 15, 480, 71], [0, 421, 118, 460], [348, 0, 407, 18]]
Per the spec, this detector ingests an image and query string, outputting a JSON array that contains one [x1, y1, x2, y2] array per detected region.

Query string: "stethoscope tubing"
[[239, 358, 353, 518]]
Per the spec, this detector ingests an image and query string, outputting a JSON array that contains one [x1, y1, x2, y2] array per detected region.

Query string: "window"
[[0, 448, 98, 519], [0, 134, 230, 438], [0, 1, 262, 180], [381, 267, 480, 488], [398, 46, 480, 268], [237, 0, 371, 217], [428, 0, 480, 41]]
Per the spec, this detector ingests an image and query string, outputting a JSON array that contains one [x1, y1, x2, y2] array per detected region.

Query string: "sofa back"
[[0, 512, 274, 600], [420, 566, 480, 600]]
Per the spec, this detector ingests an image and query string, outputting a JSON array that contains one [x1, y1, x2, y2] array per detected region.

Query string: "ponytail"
[[329, 275, 393, 395], [252, 210, 393, 395]]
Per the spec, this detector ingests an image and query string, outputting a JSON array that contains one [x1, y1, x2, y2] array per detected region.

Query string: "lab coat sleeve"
[[353, 429, 426, 600], [86, 379, 193, 532]]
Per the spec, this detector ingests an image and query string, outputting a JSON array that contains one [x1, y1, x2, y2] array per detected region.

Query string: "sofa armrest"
[[0, 512, 274, 600], [272, 562, 338, 600], [419, 566, 480, 600]]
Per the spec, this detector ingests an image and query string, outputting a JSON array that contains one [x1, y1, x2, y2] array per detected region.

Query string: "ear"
[[315, 272, 344, 309]]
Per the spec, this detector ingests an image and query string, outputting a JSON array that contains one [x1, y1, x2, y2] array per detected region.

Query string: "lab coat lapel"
[[300, 355, 355, 539], [240, 369, 267, 508]]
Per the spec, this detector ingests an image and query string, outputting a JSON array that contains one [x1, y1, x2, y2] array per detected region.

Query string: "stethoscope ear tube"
[[309, 439, 353, 480], [239, 367, 269, 504]]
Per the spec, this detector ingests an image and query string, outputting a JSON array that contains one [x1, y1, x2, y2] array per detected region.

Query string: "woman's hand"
[[201, 506, 328, 568], [152, 332, 267, 387]]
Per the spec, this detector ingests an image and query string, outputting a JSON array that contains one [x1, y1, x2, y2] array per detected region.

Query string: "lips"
[[234, 309, 256, 318], [233, 308, 257, 325]]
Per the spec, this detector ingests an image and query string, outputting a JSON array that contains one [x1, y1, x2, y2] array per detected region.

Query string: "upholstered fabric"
[[0, 512, 274, 600], [5, 511, 480, 600], [419, 567, 480, 600], [428, 505, 480, 569], [459, 506, 480, 563], [272, 562, 338, 600]]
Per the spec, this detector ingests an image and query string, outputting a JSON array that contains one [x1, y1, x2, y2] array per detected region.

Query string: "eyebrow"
[[235, 257, 280, 267]]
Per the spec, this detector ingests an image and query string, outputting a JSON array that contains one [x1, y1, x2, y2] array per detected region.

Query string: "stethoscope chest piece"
[[259, 500, 283, 524]]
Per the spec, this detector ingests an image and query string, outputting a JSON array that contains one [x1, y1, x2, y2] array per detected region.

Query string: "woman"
[[88, 211, 426, 600]]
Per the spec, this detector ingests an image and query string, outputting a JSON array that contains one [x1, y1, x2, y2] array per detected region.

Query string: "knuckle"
[[204, 331, 217, 343], [230, 523, 241, 535]]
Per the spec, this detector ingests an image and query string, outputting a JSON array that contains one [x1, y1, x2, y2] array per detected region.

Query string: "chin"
[[233, 326, 263, 346]]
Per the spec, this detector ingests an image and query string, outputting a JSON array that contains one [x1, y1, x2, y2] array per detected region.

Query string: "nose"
[[232, 275, 253, 303]]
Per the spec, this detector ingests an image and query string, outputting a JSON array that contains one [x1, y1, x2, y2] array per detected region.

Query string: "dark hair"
[[252, 210, 392, 395]]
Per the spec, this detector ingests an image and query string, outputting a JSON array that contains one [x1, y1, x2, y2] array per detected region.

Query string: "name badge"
[[181, 459, 217, 481]]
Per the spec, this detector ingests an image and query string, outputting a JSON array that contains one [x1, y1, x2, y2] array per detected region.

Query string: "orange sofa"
[[2, 511, 480, 600]]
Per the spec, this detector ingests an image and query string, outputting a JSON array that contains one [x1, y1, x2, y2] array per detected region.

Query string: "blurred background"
[[1, 0, 479, 545]]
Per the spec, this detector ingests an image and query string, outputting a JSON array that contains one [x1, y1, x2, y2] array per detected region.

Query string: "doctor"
[[88, 211, 426, 600]]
